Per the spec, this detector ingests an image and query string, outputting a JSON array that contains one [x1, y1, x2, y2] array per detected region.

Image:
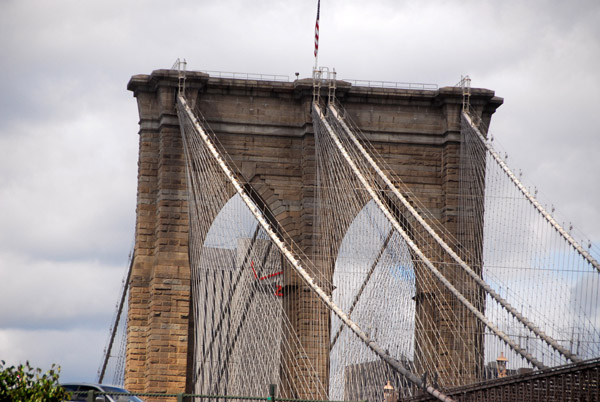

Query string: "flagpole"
[[314, 0, 320, 73]]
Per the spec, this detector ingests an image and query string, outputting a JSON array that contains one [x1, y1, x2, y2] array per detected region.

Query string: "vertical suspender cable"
[[177, 94, 455, 402], [327, 104, 581, 364], [463, 112, 600, 274], [317, 103, 546, 370]]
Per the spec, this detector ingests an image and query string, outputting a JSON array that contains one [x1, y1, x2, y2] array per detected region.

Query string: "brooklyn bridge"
[[99, 63, 600, 401]]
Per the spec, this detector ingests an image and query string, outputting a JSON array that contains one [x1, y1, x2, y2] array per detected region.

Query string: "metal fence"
[[340, 79, 438, 90], [200, 70, 290, 82], [68, 385, 367, 402]]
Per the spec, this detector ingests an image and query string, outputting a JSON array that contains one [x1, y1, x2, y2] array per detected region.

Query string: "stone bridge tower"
[[125, 69, 502, 396]]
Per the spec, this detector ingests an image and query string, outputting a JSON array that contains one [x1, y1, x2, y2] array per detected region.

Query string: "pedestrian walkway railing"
[[68, 384, 367, 402]]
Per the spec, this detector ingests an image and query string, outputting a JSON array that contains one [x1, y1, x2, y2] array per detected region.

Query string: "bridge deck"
[[404, 358, 600, 402]]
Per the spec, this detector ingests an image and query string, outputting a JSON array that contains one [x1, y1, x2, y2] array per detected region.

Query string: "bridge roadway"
[[403, 358, 599, 402]]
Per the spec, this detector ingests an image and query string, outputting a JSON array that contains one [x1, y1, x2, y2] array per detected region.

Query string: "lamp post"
[[497, 352, 508, 378], [383, 380, 395, 402]]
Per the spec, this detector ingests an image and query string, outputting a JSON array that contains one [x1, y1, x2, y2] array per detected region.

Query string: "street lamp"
[[497, 352, 508, 378], [383, 380, 395, 402]]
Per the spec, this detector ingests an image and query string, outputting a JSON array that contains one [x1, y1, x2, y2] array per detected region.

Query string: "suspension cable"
[[463, 111, 600, 274], [316, 103, 546, 370], [326, 104, 580, 363], [177, 94, 455, 402]]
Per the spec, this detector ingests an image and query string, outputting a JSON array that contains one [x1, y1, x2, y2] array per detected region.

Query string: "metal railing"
[[69, 385, 366, 402], [200, 70, 289, 82], [340, 79, 438, 90]]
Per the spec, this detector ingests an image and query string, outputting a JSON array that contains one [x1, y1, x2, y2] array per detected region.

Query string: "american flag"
[[314, 0, 320, 57]]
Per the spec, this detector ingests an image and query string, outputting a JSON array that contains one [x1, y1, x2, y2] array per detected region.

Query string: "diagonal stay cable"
[[330, 228, 394, 350], [327, 103, 580, 364], [98, 248, 133, 383], [463, 110, 600, 275], [199, 224, 261, 364], [217, 241, 274, 392], [177, 94, 455, 402], [317, 102, 546, 370]]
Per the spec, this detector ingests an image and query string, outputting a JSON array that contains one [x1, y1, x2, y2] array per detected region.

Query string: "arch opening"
[[329, 199, 416, 401], [192, 193, 284, 397]]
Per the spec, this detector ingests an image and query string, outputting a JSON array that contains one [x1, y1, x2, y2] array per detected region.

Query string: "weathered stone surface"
[[126, 70, 502, 398]]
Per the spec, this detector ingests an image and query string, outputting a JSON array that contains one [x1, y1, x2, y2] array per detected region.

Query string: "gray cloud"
[[0, 106, 137, 263], [0, 252, 124, 329], [0, 328, 107, 382], [0, 0, 598, 386]]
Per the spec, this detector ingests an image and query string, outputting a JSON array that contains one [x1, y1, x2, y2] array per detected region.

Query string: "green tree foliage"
[[0, 360, 70, 402]]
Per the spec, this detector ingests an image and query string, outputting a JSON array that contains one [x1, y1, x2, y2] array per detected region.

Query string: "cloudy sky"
[[1, 0, 599, 384]]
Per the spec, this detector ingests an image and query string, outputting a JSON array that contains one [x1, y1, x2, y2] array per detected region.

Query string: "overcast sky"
[[0, 0, 598, 385]]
